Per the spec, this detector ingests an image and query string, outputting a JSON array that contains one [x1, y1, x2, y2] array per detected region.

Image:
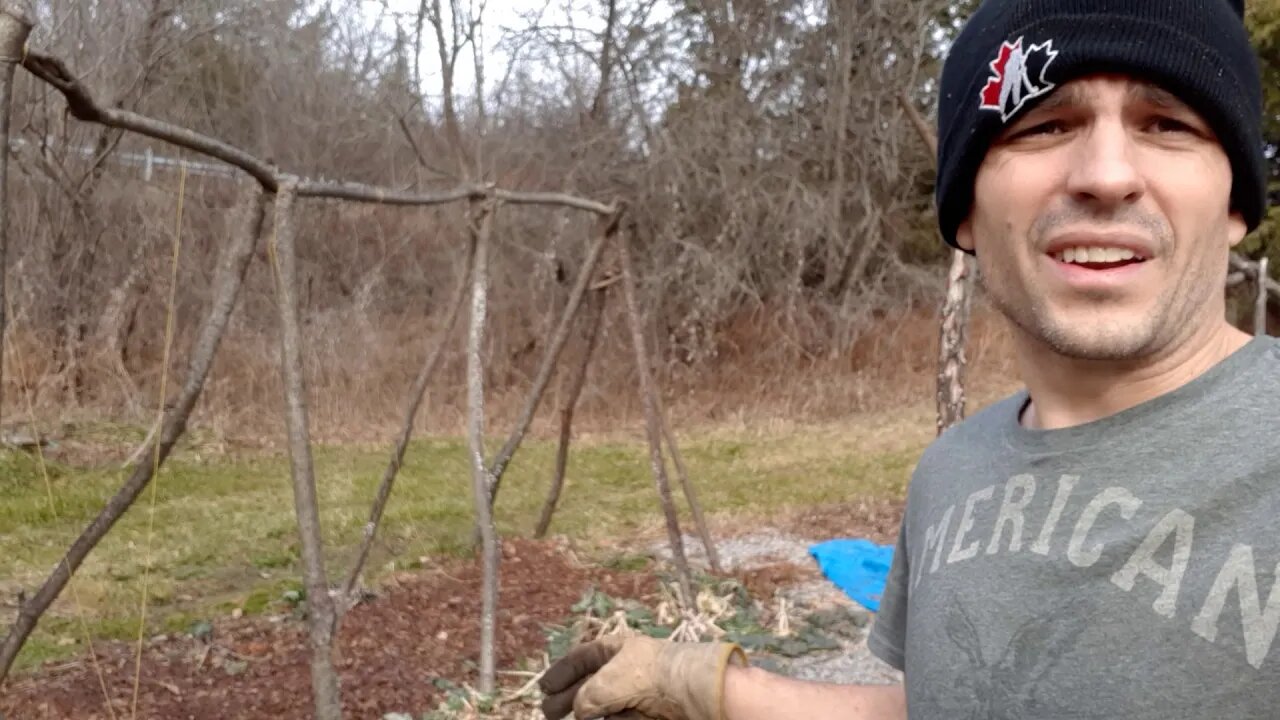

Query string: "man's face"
[[955, 74, 1247, 361]]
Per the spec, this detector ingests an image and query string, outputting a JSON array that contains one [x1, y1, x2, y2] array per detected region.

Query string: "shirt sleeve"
[[866, 518, 909, 671]]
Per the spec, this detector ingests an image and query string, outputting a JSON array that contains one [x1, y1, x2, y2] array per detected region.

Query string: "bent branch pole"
[[342, 235, 477, 601], [0, 7, 30, 429], [535, 286, 607, 539], [0, 186, 268, 684], [654, 392, 721, 574], [465, 198, 500, 694], [486, 209, 621, 505], [23, 50, 619, 217], [619, 230, 694, 604], [22, 51, 279, 190], [270, 181, 343, 720]]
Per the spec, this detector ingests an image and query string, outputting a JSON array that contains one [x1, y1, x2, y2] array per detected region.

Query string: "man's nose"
[[1064, 119, 1145, 210]]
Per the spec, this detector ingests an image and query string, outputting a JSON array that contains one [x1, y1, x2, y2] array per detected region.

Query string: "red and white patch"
[[979, 36, 1059, 122]]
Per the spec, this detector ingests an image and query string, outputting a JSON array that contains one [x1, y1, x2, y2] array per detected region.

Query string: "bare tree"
[[0, 2, 31, 428], [898, 89, 974, 434], [1257, 257, 1270, 336]]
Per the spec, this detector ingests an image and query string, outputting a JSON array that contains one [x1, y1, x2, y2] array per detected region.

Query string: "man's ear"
[[955, 215, 977, 253], [1227, 210, 1248, 249]]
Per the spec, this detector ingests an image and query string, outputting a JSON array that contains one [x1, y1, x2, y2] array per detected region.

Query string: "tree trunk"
[[342, 234, 476, 601], [937, 250, 974, 435], [465, 198, 500, 694], [897, 90, 972, 435], [0, 185, 266, 685], [269, 181, 343, 720], [1257, 257, 1270, 337], [618, 230, 694, 604], [535, 286, 606, 539], [0, 6, 31, 429]]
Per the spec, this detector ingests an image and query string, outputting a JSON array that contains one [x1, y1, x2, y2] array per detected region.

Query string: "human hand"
[[538, 634, 747, 720]]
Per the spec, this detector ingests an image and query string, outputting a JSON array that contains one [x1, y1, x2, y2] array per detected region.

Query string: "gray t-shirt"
[[867, 335, 1280, 718]]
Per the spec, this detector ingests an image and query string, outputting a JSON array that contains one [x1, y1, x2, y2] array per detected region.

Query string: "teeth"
[[1054, 247, 1140, 264]]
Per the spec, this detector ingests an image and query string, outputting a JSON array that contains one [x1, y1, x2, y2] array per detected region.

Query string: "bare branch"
[[619, 228, 693, 603], [535, 286, 606, 539], [486, 208, 621, 502]]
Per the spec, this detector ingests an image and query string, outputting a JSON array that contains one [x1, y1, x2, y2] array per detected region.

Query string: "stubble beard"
[[979, 215, 1221, 363]]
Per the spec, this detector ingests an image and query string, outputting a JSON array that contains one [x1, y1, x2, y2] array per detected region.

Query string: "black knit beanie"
[[935, 0, 1266, 251]]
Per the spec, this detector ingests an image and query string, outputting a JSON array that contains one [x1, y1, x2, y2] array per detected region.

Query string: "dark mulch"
[[1, 538, 657, 720]]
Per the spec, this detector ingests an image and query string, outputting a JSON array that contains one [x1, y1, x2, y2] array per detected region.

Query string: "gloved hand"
[[538, 633, 748, 720]]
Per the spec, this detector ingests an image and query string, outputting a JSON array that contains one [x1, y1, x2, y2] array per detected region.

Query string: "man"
[[538, 0, 1280, 717]]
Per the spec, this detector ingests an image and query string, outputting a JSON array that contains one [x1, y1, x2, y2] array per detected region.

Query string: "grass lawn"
[[0, 409, 935, 673]]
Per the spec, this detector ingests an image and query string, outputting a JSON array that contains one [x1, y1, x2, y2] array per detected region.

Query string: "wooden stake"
[[464, 198, 500, 694], [269, 180, 343, 720]]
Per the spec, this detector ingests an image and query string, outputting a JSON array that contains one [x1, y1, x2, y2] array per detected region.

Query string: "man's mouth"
[[1050, 245, 1149, 271]]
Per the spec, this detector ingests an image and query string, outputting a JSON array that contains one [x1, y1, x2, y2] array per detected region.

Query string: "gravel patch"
[[652, 529, 819, 571]]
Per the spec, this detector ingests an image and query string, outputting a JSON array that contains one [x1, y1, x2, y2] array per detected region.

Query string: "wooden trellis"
[[0, 5, 720, 714]]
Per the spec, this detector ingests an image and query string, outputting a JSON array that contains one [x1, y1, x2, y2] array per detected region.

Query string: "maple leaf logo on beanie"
[[978, 36, 1059, 122]]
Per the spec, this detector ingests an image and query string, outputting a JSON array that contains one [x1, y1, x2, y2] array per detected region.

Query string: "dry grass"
[[0, 291, 1028, 672], [3, 298, 1023, 450]]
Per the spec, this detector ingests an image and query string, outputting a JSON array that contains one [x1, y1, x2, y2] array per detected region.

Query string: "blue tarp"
[[808, 539, 895, 612]]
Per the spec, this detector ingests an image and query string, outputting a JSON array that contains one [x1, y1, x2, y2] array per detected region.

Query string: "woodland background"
[[2, 0, 1275, 445], [0, 2, 1278, 716]]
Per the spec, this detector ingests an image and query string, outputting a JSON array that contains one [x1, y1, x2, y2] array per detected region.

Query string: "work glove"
[[538, 633, 748, 720]]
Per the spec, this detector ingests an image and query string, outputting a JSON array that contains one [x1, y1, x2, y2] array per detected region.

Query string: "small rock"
[[436, 630, 448, 641], [57, 636, 77, 647], [231, 608, 243, 619], [151, 634, 169, 644]]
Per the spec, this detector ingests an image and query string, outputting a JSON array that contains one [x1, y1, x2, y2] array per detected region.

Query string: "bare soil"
[[0, 538, 657, 720], [1, 500, 907, 720]]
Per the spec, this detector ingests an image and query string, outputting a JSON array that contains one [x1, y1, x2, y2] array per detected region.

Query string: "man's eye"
[[1147, 116, 1193, 134], [1013, 120, 1065, 138]]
